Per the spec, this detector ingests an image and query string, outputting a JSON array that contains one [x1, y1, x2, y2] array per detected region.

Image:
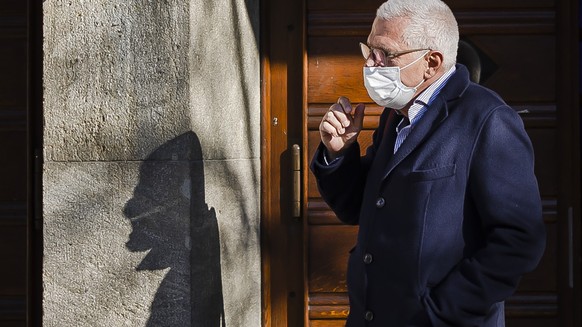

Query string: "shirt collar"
[[399, 65, 456, 124]]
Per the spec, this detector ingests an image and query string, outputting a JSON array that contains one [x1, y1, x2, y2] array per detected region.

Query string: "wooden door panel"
[[0, 1, 28, 325], [0, 223, 26, 294], [527, 128, 559, 196], [308, 1, 381, 12], [466, 35, 556, 102], [310, 320, 348, 327], [505, 319, 558, 327], [309, 226, 356, 293], [308, 0, 555, 11], [307, 58, 366, 103], [446, 0, 553, 9], [309, 293, 350, 322]]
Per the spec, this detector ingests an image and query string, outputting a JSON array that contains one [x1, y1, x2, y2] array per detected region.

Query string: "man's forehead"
[[367, 17, 406, 50]]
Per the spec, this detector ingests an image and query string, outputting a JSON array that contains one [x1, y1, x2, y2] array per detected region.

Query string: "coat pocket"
[[409, 164, 456, 182]]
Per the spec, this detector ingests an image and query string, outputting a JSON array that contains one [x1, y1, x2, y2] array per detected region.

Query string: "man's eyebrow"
[[381, 47, 395, 55], [367, 42, 396, 56]]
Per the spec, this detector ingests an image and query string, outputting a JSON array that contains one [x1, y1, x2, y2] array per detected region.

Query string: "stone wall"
[[43, 0, 260, 326]]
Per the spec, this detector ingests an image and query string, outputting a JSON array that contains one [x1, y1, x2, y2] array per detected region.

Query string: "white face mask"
[[363, 51, 429, 109]]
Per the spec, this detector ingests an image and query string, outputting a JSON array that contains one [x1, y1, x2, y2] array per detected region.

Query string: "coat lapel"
[[370, 110, 402, 173], [381, 64, 471, 180], [382, 98, 448, 180], [379, 110, 402, 158]]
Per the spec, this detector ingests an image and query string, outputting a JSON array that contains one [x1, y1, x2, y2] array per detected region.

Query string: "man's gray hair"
[[377, 0, 459, 70]]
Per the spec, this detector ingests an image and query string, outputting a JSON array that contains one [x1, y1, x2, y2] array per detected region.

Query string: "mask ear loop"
[[412, 76, 425, 89], [400, 50, 431, 70], [401, 50, 430, 89]]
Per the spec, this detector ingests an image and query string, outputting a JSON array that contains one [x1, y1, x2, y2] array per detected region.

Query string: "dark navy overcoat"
[[310, 65, 546, 327]]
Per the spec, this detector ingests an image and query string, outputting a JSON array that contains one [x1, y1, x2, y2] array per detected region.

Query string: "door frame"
[[260, 0, 306, 326], [27, 0, 44, 326], [556, 0, 581, 326]]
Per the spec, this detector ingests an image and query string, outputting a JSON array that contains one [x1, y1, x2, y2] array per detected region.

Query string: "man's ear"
[[424, 51, 444, 79]]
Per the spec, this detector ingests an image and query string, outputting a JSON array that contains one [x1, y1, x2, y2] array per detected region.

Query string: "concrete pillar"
[[43, 0, 260, 326]]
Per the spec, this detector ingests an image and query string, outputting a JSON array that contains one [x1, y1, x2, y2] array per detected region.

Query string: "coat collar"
[[382, 64, 471, 179], [437, 64, 471, 103]]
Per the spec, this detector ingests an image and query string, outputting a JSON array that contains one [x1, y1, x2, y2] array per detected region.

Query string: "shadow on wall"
[[124, 132, 226, 326]]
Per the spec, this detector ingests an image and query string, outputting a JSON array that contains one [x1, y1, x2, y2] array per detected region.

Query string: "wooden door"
[[0, 1, 31, 326], [262, 0, 580, 326], [0, 1, 42, 326]]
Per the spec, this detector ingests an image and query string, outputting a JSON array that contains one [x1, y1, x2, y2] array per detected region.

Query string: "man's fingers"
[[353, 103, 366, 130], [329, 103, 351, 129], [320, 120, 341, 137], [337, 96, 353, 114], [330, 110, 347, 133]]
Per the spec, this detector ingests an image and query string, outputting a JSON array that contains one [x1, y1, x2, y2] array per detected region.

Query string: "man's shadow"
[[124, 132, 226, 326]]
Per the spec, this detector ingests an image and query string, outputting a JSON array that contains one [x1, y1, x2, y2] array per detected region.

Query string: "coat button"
[[364, 310, 374, 321], [375, 197, 385, 208], [363, 253, 373, 264]]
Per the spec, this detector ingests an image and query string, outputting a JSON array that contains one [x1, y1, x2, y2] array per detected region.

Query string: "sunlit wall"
[[42, 1, 260, 325]]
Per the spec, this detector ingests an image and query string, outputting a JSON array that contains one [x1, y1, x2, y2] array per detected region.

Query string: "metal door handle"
[[292, 144, 301, 217]]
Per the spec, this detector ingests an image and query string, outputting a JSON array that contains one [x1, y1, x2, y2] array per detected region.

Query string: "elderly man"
[[310, 0, 546, 326]]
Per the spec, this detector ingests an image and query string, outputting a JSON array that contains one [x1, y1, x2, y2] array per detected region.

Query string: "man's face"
[[366, 17, 428, 88]]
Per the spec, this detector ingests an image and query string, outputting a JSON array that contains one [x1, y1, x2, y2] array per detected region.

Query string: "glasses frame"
[[359, 42, 431, 61]]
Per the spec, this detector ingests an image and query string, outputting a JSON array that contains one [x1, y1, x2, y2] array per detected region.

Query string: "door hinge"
[[292, 144, 301, 218]]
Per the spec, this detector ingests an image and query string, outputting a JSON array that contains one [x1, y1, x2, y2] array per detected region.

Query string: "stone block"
[[43, 0, 260, 162], [43, 133, 260, 326]]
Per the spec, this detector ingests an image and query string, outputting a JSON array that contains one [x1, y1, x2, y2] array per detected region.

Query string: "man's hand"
[[319, 96, 366, 161]]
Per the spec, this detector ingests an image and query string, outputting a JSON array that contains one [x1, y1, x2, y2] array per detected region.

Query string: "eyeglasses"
[[359, 42, 430, 61]]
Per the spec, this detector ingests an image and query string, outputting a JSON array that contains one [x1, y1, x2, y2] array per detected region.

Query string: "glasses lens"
[[359, 42, 370, 60]]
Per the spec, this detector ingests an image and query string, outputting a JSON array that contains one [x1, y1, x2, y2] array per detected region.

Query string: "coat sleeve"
[[309, 109, 390, 225], [423, 106, 546, 326]]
